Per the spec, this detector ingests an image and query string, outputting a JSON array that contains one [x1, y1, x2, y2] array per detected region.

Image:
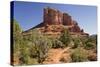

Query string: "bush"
[[71, 48, 88, 62], [27, 58, 38, 65], [80, 35, 97, 50], [29, 30, 52, 63], [28, 42, 38, 58], [72, 38, 81, 49], [35, 38, 52, 63], [21, 29, 53, 64], [51, 39, 64, 48], [13, 19, 24, 65], [84, 42, 95, 50], [13, 19, 22, 52], [13, 20, 45, 65], [59, 29, 72, 47], [81, 35, 97, 50], [18, 39, 31, 65], [13, 19, 22, 33]]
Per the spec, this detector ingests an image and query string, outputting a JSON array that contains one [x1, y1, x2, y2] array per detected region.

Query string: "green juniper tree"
[[59, 28, 72, 47]]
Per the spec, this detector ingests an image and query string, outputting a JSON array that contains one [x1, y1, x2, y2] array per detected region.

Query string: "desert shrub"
[[71, 48, 88, 62], [82, 35, 97, 50], [13, 20, 41, 65], [80, 34, 97, 50], [13, 19, 23, 65], [19, 44, 39, 65], [35, 37, 52, 63], [59, 29, 72, 47], [22, 29, 53, 64], [13, 19, 22, 52], [18, 39, 50, 65], [28, 43, 37, 58], [84, 42, 95, 50], [13, 19, 22, 35], [13, 20, 38, 65], [80, 37, 88, 46], [72, 38, 81, 49], [17, 38, 30, 65], [21, 41, 39, 65], [19, 49, 29, 64], [51, 39, 64, 48], [88, 35, 97, 44], [23, 29, 42, 41], [27, 58, 38, 65], [13, 38, 30, 65], [13, 19, 22, 45]]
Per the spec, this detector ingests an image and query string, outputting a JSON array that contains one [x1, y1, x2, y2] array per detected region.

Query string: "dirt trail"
[[43, 47, 71, 64]]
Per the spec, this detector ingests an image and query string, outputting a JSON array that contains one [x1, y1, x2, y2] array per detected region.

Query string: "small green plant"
[[71, 48, 88, 62], [59, 28, 72, 47], [51, 39, 64, 48], [82, 35, 97, 50], [84, 42, 95, 50], [27, 58, 38, 65], [72, 38, 81, 48]]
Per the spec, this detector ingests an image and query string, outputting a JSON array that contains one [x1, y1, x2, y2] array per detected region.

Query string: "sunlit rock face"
[[23, 7, 89, 37], [43, 7, 63, 25], [43, 7, 84, 33]]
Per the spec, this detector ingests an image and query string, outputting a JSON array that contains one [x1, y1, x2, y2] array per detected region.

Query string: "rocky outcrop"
[[43, 7, 63, 25], [63, 13, 73, 25], [24, 7, 88, 37], [43, 7, 86, 33], [43, 7, 74, 26]]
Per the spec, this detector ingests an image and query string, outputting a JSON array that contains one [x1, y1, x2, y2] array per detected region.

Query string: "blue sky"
[[12, 1, 97, 35]]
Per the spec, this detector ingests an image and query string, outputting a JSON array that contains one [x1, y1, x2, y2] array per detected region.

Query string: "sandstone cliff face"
[[63, 13, 72, 25], [43, 7, 73, 26], [43, 7, 63, 25], [24, 7, 88, 37], [43, 7, 85, 33]]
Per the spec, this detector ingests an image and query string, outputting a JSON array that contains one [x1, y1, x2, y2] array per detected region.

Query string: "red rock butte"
[[23, 7, 89, 37]]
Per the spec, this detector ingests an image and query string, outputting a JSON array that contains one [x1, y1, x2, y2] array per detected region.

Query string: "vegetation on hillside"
[[12, 20, 97, 65]]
